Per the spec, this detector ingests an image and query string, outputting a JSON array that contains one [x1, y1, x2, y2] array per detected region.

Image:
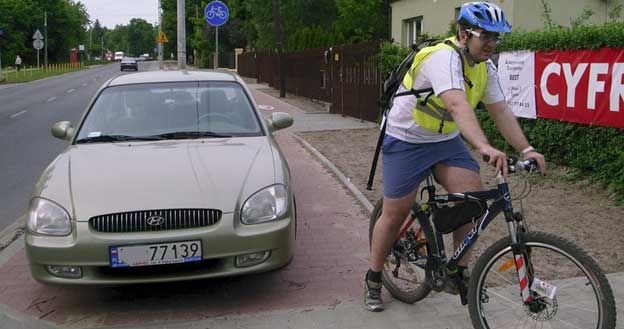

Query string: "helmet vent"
[[484, 10, 493, 22]]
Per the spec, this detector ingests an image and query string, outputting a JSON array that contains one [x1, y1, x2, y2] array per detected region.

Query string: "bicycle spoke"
[[557, 302, 598, 314], [491, 266, 517, 286], [555, 317, 586, 329], [470, 235, 613, 329]]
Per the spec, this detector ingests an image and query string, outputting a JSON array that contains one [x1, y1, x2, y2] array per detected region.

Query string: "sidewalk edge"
[[292, 134, 374, 214]]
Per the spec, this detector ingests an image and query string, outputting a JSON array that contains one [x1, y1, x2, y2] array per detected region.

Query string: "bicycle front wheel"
[[468, 231, 616, 329], [369, 199, 432, 303]]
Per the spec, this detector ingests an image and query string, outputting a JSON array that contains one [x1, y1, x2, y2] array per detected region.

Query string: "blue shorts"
[[382, 135, 480, 199]]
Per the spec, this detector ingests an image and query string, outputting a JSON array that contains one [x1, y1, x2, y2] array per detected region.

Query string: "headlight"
[[27, 198, 72, 236], [241, 185, 289, 224]]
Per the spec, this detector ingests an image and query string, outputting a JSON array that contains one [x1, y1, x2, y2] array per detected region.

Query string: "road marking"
[[10, 110, 27, 119], [46, 97, 57, 103], [66, 88, 76, 93], [82, 83, 88, 86]]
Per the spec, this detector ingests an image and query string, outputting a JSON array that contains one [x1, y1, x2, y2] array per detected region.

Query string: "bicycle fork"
[[507, 220, 535, 304]]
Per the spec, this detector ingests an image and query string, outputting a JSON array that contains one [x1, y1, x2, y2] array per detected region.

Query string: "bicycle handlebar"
[[482, 155, 539, 173]]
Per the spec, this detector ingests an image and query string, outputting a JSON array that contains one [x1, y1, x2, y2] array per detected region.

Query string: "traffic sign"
[[33, 29, 43, 40], [158, 31, 169, 44], [205, 1, 229, 27], [33, 39, 44, 50]]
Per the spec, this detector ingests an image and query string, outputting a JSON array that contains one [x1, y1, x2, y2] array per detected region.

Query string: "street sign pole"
[[44, 11, 48, 67], [215, 26, 218, 69], [33, 30, 44, 68], [177, 0, 186, 70], [205, 1, 228, 70], [158, 0, 163, 69]]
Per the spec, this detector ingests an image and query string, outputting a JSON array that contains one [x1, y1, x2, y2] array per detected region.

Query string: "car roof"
[[107, 70, 239, 86]]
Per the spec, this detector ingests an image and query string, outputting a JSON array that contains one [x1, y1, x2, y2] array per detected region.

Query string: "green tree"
[[0, 0, 89, 66], [127, 18, 157, 56]]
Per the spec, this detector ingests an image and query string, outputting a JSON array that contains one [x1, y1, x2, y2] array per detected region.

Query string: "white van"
[[114, 51, 124, 61]]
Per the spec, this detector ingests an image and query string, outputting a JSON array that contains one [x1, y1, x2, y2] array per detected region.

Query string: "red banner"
[[535, 48, 624, 128]]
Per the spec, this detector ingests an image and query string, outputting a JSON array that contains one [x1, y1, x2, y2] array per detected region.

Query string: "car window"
[[75, 81, 263, 142]]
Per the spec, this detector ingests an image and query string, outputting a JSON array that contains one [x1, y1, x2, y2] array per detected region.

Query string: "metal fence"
[[237, 41, 382, 123]]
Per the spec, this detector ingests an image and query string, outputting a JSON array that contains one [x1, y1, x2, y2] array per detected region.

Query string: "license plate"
[[110, 240, 202, 268]]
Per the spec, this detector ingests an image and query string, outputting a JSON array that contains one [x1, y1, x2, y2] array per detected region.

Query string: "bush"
[[487, 22, 624, 202]]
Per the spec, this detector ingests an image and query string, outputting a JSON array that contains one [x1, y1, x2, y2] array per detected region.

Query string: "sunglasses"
[[467, 29, 503, 45]]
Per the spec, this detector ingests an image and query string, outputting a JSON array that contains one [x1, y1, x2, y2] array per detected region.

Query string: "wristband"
[[521, 146, 535, 155]]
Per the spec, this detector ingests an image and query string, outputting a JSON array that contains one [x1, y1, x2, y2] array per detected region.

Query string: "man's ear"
[[458, 28, 468, 43]]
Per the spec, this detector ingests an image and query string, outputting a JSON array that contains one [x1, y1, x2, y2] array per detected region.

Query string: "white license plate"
[[110, 240, 202, 268]]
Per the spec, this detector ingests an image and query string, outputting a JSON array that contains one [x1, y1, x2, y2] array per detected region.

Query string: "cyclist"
[[364, 2, 547, 312]]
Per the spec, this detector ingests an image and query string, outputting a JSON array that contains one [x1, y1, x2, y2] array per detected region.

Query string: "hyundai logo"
[[146, 215, 166, 226]]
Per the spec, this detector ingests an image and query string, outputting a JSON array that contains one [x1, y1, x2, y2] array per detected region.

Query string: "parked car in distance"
[[26, 70, 296, 285], [120, 57, 138, 71], [139, 53, 152, 61], [114, 51, 124, 61]]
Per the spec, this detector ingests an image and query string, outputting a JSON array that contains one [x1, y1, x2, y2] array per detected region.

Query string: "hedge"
[[380, 23, 624, 202]]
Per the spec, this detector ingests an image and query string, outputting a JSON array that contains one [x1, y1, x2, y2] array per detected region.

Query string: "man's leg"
[[365, 190, 417, 311], [433, 164, 482, 268]]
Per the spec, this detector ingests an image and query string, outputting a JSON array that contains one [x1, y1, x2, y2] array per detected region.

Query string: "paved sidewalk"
[[0, 78, 621, 329]]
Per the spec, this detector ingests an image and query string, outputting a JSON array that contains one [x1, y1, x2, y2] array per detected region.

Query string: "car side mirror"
[[51, 121, 75, 141], [266, 112, 293, 131]]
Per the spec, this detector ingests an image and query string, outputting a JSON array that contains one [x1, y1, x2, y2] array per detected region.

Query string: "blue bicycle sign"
[[205, 1, 229, 27]]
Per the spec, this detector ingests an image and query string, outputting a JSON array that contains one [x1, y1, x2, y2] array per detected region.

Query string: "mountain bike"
[[369, 157, 616, 329]]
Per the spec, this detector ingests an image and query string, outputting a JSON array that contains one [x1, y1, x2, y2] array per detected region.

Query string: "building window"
[[403, 16, 423, 47]]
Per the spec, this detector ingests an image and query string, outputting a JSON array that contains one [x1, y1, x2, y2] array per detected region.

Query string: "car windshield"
[[75, 81, 263, 143]]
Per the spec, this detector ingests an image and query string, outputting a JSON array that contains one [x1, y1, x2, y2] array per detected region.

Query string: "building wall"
[[390, 0, 514, 46], [390, 0, 624, 47], [515, 0, 624, 31]]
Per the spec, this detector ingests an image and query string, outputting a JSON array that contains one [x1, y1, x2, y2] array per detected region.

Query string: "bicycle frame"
[[399, 172, 524, 274]]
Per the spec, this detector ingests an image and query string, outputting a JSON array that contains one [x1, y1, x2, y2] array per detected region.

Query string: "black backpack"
[[366, 39, 472, 190]]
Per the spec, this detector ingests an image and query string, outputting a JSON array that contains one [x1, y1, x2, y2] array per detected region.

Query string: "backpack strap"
[[443, 40, 473, 89]]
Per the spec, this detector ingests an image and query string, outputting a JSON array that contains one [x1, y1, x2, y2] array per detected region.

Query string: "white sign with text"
[[497, 51, 537, 119]]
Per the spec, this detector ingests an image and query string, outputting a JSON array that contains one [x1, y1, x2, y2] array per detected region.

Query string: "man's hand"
[[479, 145, 508, 176], [523, 151, 547, 175]]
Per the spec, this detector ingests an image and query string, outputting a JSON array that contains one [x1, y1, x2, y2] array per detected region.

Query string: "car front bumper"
[[25, 212, 295, 285], [120, 64, 137, 70]]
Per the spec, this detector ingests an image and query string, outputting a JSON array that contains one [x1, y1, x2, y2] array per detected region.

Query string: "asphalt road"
[[0, 61, 157, 232]]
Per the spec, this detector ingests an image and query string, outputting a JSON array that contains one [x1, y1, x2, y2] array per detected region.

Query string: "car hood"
[[38, 138, 277, 221]]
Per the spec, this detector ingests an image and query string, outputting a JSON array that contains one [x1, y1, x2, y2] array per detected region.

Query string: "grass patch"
[[0, 66, 87, 83]]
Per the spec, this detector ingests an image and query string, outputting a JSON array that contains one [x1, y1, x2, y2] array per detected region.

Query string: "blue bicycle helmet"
[[457, 2, 511, 33]]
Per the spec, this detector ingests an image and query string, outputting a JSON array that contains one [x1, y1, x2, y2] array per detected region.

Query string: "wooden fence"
[[237, 41, 382, 123]]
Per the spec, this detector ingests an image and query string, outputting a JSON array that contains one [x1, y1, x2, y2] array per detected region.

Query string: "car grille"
[[89, 209, 222, 233]]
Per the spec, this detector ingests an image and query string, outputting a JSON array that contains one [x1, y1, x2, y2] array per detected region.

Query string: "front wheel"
[[468, 231, 616, 329], [369, 198, 432, 303]]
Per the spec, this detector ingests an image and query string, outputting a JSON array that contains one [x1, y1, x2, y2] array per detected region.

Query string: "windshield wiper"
[[75, 135, 164, 144], [155, 131, 232, 139]]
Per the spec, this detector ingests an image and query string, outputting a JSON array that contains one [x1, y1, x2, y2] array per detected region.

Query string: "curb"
[[292, 134, 374, 214]]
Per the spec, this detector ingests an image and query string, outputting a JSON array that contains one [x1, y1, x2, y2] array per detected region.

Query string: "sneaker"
[[363, 279, 384, 312]]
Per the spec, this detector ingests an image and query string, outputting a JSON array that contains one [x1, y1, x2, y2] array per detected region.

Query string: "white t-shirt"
[[386, 46, 505, 144]]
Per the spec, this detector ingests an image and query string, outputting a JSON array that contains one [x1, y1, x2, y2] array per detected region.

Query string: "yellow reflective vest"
[[401, 37, 487, 134]]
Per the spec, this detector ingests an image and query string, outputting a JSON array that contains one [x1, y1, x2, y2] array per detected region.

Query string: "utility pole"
[[272, 0, 285, 98], [177, 0, 187, 69], [158, 0, 163, 69], [44, 11, 48, 67]]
